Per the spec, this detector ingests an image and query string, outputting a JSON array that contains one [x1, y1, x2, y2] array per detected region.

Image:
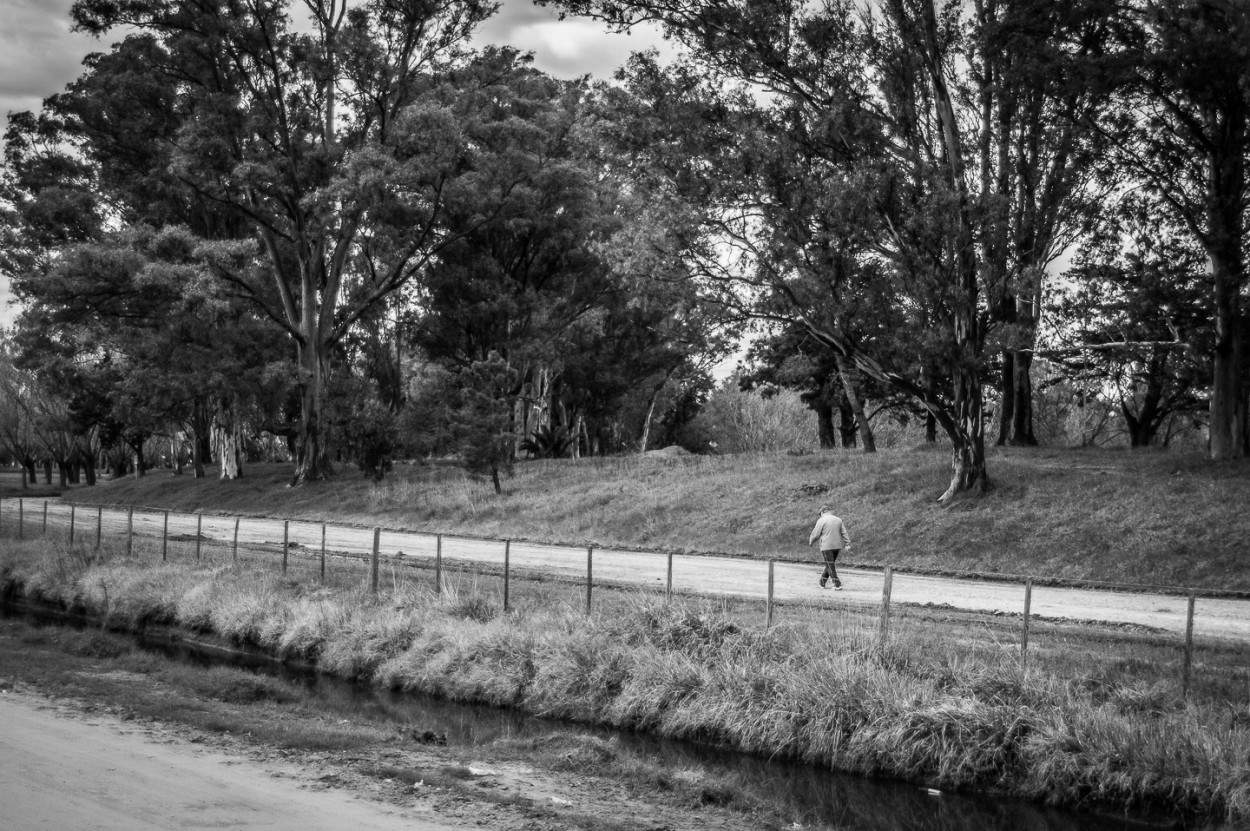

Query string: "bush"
[[688, 384, 816, 454]]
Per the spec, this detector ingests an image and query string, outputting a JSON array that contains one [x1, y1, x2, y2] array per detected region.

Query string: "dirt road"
[[0, 689, 463, 831], [15, 500, 1250, 643]]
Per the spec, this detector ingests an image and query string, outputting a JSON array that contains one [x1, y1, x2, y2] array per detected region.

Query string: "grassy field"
[[0, 469, 64, 500], [57, 445, 1250, 592], [1, 535, 1246, 825]]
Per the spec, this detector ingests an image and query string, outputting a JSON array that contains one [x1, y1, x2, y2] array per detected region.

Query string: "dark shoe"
[[833, 584, 843, 591], [819, 577, 828, 588]]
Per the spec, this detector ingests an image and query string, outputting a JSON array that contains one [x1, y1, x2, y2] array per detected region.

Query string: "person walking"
[[808, 505, 851, 590]]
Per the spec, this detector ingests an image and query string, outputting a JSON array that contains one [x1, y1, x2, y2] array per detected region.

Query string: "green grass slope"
[[59, 445, 1250, 592]]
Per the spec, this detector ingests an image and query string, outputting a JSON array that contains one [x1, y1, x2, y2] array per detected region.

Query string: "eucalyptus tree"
[[412, 67, 732, 458], [1091, 0, 1250, 459], [547, 0, 1112, 500], [69, 0, 502, 483], [1049, 207, 1210, 448], [971, 1, 1112, 447], [0, 345, 42, 486]]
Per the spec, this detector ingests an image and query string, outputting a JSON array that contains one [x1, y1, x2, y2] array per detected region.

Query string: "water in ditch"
[[1, 600, 1207, 831]]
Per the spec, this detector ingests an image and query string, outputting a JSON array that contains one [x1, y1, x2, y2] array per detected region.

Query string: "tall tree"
[[549, 1, 1112, 499], [1094, 0, 1250, 458], [972, 0, 1110, 447], [412, 71, 732, 458], [69, 0, 499, 483], [1049, 206, 1210, 447]]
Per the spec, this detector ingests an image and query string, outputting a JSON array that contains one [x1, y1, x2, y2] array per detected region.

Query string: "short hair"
[[819, 505, 831, 513]]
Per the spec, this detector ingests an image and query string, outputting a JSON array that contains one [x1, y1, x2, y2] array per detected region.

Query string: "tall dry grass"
[[2, 538, 1246, 823]]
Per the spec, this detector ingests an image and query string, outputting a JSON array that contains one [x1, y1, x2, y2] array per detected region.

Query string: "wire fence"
[[1, 496, 1247, 702]]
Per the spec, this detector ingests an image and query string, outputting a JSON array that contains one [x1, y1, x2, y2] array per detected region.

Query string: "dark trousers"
[[820, 549, 841, 587]]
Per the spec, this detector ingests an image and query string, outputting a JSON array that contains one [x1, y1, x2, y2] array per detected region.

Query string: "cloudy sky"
[[0, 0, 669, 323]]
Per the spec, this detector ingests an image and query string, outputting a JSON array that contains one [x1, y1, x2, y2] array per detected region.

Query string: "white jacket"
[[809, 513, 851, 552]]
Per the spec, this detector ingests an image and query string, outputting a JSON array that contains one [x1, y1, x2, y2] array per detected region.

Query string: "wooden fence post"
[[162, 512, 169, 563], [69, 505, 76, 544], [666, 550, 673, 603], [232, 517, 239, 563], [126, 506, 134, 557], [320, 523, 326, 581], [1182, 592, 1196, 699], [879, 566, 893, 647], [435, 534, 443, 596], [282, 520, 289, 574], [370, 527, 380, 594], [1021, 579, 1033, 669], [766, 558, 775, 630], [95, 506, 102, 550], [503, 540, 511, 613], [585, 545, 594, 616]]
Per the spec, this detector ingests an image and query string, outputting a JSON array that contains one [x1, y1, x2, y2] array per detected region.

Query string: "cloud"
[[0, 281, 13, 328], [475, 0, 671, 79], [0, 0, 98, 123]]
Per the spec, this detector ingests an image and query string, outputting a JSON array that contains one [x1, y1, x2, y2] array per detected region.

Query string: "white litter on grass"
[[466, 766, 498, 777]]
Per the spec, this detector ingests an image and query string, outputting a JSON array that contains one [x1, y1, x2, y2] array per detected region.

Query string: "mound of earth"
[[645, 445, 692, 457]]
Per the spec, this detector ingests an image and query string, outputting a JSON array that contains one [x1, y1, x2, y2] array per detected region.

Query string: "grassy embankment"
[[0, 470, 66, 500], [60, 445, 1250, 591], [1, 533, 1247, 825]]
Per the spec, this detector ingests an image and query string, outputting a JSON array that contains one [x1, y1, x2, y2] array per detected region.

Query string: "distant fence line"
[[0, 496, 1234, 700]]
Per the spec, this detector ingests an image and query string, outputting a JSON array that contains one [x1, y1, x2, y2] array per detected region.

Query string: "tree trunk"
[[997, 349, 1015, 447], [292, 337, 333, 484], [83, 457, 96, 486], [490, 466, 502, 495], [1125, 362, 1165, 448], [837, 400, 857, 448], [639, 371, 674, 454], [640, 390, 660, 453], [1205, 99, 1246, 461], [924, 367, 938, 443], [834, 354, 876, 452], [43, 460, 52, 484], [1009, 349, 1038, 446], [190, 396, 210, 478], [816, 401, 836, 448], [214, 396, 244, 480], [571, 413, 583, 459], [937, 364, 988, 503]]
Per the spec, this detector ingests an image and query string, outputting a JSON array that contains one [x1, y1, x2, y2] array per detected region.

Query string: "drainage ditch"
[[1, 599, 1203, 831]]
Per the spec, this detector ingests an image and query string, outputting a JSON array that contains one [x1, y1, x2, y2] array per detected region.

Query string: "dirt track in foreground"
[[17, 500, 1250, 643]]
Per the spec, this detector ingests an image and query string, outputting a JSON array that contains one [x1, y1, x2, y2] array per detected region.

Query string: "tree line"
[[1, 0, 1246, 501]]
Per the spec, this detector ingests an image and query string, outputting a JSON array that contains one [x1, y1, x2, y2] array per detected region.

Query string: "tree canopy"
[[2, 0, 1246, 499]]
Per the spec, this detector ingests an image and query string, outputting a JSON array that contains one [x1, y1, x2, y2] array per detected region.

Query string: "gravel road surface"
[[13, 500, 1248, 643]]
